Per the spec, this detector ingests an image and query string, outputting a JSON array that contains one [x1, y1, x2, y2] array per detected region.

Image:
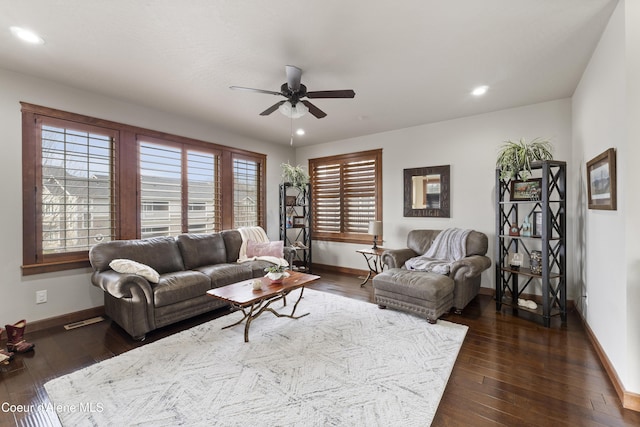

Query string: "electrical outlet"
[[36, 290, 47, 304]]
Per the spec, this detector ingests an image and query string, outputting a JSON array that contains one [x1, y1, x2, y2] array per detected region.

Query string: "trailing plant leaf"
[[497, 137, 553, 180], [281, 163, 310, 189]]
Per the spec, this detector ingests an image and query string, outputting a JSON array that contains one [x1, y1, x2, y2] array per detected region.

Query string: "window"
[[22, 103, 265, 275], [139, 141, 183, 238], [309, 149, 382, 243], [27, 116, 117, 269], [233, 155, 264, 228], [138, 139, 222, 238], [187, 150, 219, 233]]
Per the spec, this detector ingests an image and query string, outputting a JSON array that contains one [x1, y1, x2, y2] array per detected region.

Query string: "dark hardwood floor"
[[1, 270, 638, 426]]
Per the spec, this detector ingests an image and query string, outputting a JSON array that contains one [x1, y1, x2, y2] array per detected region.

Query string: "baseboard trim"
[[578, 309, 640, 412], [25, 306, 106, 335], [312, 263, 367, 278]]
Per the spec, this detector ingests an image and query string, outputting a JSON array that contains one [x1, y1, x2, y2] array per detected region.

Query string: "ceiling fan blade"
[[306, 89, 356, 99], [260, 100, 286, 116], [302, 100, 327, 119], [230, 86, 283, 96], [285, 65, 302, 92]]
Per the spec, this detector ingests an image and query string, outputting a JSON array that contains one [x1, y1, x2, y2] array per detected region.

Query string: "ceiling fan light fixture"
[[278, 101, 308, 119]]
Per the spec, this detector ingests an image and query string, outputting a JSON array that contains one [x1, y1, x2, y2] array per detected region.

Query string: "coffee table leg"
[[222, 288, 309, 343]]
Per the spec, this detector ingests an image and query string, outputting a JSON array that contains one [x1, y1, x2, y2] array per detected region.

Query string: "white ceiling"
[[0, 0, 617, 146]]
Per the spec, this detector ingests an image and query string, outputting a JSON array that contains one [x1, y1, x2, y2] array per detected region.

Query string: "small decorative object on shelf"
[[508, 225, 520, 236], [532, 211, 543, 237], [286, 195, 297, 206], [508, 252, 523, 270], [521, 217, 531, 237], [530, 250, 542, 275]]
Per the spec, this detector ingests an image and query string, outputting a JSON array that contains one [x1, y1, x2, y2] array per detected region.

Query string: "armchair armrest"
[[449, 255, 492, 280], [381, 248, 418, 269]]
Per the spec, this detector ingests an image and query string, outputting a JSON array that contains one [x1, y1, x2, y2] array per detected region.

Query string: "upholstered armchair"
[[373, 229, 491, 322]]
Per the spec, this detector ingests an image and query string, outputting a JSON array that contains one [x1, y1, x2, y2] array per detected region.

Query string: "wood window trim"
[[21, 102, 266, 275], [309, 149, 382, 245]]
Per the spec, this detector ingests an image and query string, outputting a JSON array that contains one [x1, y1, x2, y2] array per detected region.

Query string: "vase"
[[266, 271, 289, 284]]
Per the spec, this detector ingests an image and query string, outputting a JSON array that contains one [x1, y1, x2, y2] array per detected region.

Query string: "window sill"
[[22, 259, 91, 276]]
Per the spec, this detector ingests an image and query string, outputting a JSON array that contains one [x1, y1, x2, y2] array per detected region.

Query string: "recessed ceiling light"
[[296, 129, 305, 136], [472, 85, 489, 96], [10, 26, 44, 45]]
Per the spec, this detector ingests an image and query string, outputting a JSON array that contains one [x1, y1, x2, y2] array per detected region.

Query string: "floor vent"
[[64, 316, 105, 331]]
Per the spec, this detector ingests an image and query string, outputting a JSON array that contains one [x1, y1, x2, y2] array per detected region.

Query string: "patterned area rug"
[[45, 289, 467, 426]]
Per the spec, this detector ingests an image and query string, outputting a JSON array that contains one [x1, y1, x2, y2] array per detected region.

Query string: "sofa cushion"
[[246, 240, 284, 258], [372, 268, 454, 302], [221, 229, 243, 263], [177, 233, 228, 270], [195, 263, 253, 288], [153, 270, 211, 308], [109, 259, 160, 283], [89, 236, 185, 274]]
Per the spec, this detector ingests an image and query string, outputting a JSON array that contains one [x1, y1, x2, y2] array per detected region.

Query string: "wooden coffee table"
[[206, 271, 320, 342]]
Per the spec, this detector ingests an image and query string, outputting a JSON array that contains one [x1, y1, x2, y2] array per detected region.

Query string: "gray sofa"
[[372, 229, 491, 323], [89, 230, 279, 340]]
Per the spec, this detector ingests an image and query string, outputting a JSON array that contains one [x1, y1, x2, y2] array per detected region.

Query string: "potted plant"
[[264, 263, 290, 284], [496, 137, 553, 180], [281, 163, 310, 190]]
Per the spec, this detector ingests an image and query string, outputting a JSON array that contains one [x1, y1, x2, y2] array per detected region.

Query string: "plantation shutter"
[[139, 141, 183, 238], [310, 149, 382, 243], [233, 156, 264, 228], [39, 119, 116, 255], [343, 158, 377, 233], [187, 150, 220, 233]]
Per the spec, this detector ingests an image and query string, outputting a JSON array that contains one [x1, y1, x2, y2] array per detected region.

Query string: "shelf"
[[280, 183, 312, 274], [497, 296, 563, 318], [500, 266, 563, 279], [495, 161, 567, 327], [498, 199, 565, 204], [499, 234, 562, 241]]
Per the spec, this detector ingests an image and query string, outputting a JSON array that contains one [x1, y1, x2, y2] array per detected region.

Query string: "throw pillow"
[[109, 259, 160, 283], [246, 240, 284, 258]]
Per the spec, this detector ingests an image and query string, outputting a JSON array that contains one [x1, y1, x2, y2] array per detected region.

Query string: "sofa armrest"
[[449, 255, 492, 280], [381, 248, 418, 269], [91, 270, 154, 305]]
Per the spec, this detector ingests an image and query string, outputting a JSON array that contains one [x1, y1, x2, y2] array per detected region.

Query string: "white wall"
[[296, 99, 572, 293], [572, 0, 640, 395], [0, 68, 292, 327]]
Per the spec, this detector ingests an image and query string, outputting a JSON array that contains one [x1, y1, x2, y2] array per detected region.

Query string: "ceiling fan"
[[230, 65, 355, 119]]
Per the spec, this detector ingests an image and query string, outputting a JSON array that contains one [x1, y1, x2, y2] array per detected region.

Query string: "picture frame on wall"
[[586, 148, 616, 210], [510, 179, 542, 201]]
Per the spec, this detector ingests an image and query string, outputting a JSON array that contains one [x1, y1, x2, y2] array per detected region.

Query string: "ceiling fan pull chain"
[[290, 116, 294, 146]]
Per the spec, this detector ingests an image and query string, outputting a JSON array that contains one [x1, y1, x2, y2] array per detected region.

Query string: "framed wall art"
[[403, 165, 450, 217], [586, 148, 616, 210]]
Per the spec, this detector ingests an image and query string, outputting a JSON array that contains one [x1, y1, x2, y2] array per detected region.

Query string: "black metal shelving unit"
[[279, 183, 312, 273], [495, 160, 567, 327]]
